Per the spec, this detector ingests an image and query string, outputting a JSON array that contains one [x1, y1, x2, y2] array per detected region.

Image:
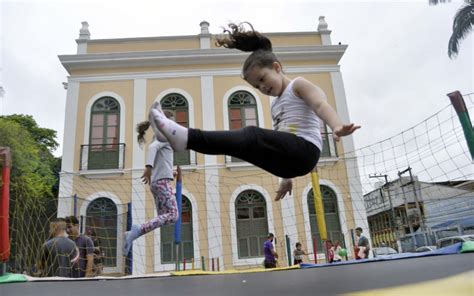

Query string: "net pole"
[[0, 147, 11, 276], [285, 235, 291, 266], [311, 170, 327, 237], [174, 166, 182, 271], [447, 91, 474, 160]]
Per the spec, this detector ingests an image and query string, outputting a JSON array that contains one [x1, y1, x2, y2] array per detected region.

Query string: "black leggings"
[[187, 126, 320, 178]]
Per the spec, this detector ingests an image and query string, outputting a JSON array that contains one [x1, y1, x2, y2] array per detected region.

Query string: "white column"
[[131, 79, 147, 273], [58, 81, 79, 218], [330, 71, 371, 256], [201, 76, 223, 270]]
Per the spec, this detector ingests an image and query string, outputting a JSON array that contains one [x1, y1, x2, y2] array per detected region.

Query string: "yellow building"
[[58, 18, 369, 275]]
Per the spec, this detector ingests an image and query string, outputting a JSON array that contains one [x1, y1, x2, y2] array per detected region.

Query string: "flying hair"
[[216, 22, 272, 52], [216, 22, 281, 79]]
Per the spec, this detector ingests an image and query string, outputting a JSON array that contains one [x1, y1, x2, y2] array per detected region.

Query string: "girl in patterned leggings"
[[123, 111, 179, 256]]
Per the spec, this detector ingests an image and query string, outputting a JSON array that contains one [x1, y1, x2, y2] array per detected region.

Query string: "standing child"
[[332, 240, 343, 263], [123, 110, 179, 256], [148, 22, 360, 201], [293, 242, 307, 265]]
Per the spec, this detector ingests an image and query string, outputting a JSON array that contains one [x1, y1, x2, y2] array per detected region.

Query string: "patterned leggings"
[[140, 179, 179, 234]]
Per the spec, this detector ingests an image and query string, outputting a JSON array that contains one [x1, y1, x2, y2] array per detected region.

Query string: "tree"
[[430, 0, 474, 58], [0, 115, 59, 274]]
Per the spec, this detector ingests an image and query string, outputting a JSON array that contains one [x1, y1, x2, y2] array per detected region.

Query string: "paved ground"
[[1, 253, 473, 296]]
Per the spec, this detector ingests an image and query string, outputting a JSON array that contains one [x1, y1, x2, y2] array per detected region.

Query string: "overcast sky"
[[1, 0, 473, 163]]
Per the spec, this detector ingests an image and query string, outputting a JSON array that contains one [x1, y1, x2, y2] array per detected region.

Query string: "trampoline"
[[1, 253, 473, 296]]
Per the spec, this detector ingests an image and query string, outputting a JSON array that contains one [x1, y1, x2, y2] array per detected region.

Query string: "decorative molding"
[[78, 169, 125, 178], [68, 65, 340, 83], [59, 45, 347, 72]]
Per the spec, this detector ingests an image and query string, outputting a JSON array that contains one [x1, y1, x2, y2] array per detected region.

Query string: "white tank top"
[[271, 77, 323, 150]]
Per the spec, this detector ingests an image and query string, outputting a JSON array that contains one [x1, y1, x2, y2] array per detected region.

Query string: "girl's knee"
[[170, 210, 179, 224]]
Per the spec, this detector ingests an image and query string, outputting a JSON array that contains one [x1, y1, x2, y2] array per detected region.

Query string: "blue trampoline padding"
[[300, 243, 463, 269]]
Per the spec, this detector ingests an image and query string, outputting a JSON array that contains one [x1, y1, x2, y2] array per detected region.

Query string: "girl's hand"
[[275, 178, 292, 201], [141, 167, 152, 184], [333, 123, 361, 141]]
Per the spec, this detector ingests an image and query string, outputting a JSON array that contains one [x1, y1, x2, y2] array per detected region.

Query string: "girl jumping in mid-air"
[[123, 111, 179, 256], [148, 22, 360, 201]]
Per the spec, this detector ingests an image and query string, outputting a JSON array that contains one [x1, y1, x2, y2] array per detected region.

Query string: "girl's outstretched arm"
[[293, 77, 360, 141]]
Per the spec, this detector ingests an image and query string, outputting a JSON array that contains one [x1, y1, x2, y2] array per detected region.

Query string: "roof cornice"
[[58, 45, 347, 73], [83, 31, 323, 44]]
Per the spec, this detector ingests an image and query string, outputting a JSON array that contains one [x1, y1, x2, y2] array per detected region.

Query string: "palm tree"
[[430, 0, 474, 58]]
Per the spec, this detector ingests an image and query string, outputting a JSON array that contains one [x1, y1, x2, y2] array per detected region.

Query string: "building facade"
[[364, 176, 474, 251], [58, 18, 368, 275]]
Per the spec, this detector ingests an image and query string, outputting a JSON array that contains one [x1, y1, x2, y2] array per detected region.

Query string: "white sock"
[[148, 110, 168, 142], [149, 105, 188, 151]]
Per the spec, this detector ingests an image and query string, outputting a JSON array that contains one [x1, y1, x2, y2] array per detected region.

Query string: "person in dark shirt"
[[356, 227, 370, 259], [263, 233, 278, 268], [38, 218, 79, 277], [86, 228, 104, 276], [65, 216, 95, 277]]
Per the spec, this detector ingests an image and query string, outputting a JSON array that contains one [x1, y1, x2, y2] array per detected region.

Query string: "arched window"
[[161, 94, 190, 165], [307, 185, 344, 253], [235, 190, 268, 258], [88, 97, 121, 170], [320, 124, 337, 158], [86, 197, 118, 267], [228, 91, 258, 162], [160, 196, 193, 263]]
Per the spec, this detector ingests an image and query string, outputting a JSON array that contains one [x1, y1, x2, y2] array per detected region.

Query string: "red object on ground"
[[0, 147, 11, 262], [313, 237, 318, 264]]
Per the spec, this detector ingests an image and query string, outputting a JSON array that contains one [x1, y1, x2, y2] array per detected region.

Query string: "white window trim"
[[153, 188, 201, 272], [154, 88, 196, 166], [302, 179, 349, 261], [82, 92, 126, 171], [222, 86, 266, 165], [230, 184, 275, 266], [79, 191, 125, 274]]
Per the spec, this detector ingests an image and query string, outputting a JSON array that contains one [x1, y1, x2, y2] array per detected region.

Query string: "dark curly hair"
[[216, 22, 281, 80]]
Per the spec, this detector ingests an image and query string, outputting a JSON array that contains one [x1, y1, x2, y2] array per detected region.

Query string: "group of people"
[[263, 225, 370, 268], [262, 233, 348, 269], [38, 216, 104, 278]]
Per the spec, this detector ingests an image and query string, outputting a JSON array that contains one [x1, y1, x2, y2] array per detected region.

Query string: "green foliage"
[[448, 3, 474, 58], [0, 117, 56, 198], [0, 114, 58, 153], [429, 0, 473, 58], [0, 115, 60, 273]]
